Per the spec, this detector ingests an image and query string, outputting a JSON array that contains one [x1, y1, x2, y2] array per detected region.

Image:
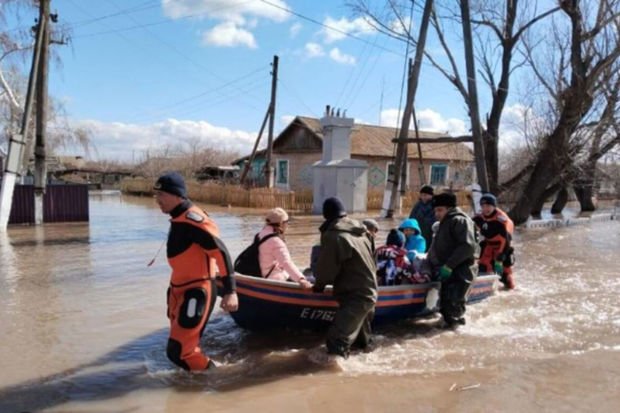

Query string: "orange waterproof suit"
[[473, 208, 515, 289], [165, 201, 235, 371]]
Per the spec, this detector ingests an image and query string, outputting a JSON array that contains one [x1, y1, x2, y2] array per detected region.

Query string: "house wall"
[[240, 122, 474, 192], [272, 152, 321, 191], [270, 151, 474, 192]]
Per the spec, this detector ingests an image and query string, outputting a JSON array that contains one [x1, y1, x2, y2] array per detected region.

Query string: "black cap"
[[154, 172, 187, 199], [322, 197, 347, 220], [480, 193, 497, 206], [432, 192, 457, 208], [386, 229, 405, 248], [420, 185, 434, 195]]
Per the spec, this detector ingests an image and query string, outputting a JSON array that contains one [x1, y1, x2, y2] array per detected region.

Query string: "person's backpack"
[[234, 232, 279, 277]]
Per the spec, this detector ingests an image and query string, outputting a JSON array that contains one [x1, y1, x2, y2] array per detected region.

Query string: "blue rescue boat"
[[218, 274, 499, 331]]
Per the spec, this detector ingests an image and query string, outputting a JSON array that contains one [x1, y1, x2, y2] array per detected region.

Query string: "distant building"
[[233, 116, 475, 191], [194, 165, 240, 183]]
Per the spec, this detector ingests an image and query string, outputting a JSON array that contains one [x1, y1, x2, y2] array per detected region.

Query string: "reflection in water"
[[0, 194, 619, 412]]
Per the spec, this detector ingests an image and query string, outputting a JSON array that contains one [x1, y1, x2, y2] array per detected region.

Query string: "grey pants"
[[326, 295, 375, 357]]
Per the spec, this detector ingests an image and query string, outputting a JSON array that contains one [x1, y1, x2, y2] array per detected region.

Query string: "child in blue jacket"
[[398, 218, 426, 262]]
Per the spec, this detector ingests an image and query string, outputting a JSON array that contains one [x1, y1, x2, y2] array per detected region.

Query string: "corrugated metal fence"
[[8, 184, 89, 224]]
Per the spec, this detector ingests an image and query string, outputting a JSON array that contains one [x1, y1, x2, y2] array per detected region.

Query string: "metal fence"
[[8, 184, 89, 224]]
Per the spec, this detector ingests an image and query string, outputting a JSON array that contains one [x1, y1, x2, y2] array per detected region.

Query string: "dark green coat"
[[314, 217, 378, 302], [427, 207, 479, 282]]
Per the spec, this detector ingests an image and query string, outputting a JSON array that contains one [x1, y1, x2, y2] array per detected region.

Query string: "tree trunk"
[[484, 131, 499, 194], [508, 142, 561, 224], [530, 196, 544, 219], [573, 181, 596, 212], [530, 183, 561, 219], [551, 186, 569, 214]]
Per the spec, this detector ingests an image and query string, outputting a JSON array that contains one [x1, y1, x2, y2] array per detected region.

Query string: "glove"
[[493, 261, 504, 275], [438, 265, 452, 281]]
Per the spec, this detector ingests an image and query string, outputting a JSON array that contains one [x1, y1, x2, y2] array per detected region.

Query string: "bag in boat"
[[234, 233, 279, 277]]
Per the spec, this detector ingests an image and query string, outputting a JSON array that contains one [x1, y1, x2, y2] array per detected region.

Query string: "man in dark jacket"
[[426, 192, 479, 327], [313, 197, 378, 358], [409, 185, 435, 250]]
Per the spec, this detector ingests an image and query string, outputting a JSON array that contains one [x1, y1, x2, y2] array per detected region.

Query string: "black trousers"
[[326, 295, 375, 357], [440, 276, 472, 325]]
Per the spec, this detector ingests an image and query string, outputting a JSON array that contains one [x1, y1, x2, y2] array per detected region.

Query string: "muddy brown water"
[[0, 194, 619, 412]]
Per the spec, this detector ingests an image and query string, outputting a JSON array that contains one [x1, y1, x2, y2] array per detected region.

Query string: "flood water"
[[1, 194, 619, 412]]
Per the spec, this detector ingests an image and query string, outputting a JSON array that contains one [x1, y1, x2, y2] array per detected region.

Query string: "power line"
[[277, 77, 318, 117], [132, 72, 270, 122], [67, 1, 160, 29], [161, 80, 270, 122], [136, 65, 268, 116], [342, 34, 388, 110], [257, 0, 404, 57], [5, 0, 160, 34], [334, 36, 372, 109], [72, 0, 254, 39], [102, 0, 263, 109]]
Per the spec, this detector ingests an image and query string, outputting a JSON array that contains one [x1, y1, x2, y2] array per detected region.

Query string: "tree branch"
[[512, 7, 562, 43], [0, 65, 20, 110]]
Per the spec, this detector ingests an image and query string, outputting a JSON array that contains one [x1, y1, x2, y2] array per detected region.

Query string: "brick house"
[[234, 116, 475, 192]]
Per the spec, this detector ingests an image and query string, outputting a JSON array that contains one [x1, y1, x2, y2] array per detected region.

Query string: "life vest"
[[167, 205, 226, 287], [165, 204, 231, 371], [474, 207, 514, 267]]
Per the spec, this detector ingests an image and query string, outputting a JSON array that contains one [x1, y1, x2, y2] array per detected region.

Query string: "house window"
[[252, 159, 265, 178], [276, 159, 289, 185], [430, 164, 448, 186], [386, 162, 409, 185]]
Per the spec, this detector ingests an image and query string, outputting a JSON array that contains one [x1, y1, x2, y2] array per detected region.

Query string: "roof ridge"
[[295, 115, 445, 136]]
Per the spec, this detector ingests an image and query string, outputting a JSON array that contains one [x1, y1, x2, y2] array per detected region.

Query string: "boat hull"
[[218, 274, 499, 331]]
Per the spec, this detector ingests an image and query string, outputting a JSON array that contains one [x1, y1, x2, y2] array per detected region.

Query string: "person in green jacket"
[[313, 197, 378, 358], [426, 192, 479, 328]]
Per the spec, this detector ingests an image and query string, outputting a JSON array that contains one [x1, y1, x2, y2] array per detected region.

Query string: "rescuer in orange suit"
[[154, 172, 238, 371], [473, 193, 516, 289]]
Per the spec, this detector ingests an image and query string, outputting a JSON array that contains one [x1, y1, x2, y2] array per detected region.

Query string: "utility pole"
[[412, 106, 426, 184], [460, 0, 489, 192], [0, 3, 46, 230], [264, 55, 278, 188], [240, 107, 270, 185], [383, 0, 433, 218], [34, 0, 51, 224]]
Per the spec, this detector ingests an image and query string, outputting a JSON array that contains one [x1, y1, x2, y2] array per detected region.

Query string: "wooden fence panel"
[[121, 178, 472, 212]]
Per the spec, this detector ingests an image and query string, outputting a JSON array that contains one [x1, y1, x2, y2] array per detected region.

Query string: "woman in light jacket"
[[258, 208, 312, 289]]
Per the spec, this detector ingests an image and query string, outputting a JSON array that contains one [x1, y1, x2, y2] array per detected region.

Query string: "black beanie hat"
[[386, 229, 406, 248], [322, 197, 347, 220], [154, 172, 187, 199], [432, 192, 457, 208], [420, 185, 434, 196], [480, 193, 497, 207]]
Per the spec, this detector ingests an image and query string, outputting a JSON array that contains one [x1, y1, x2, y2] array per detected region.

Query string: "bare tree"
[[353, 0, 560, 193], [507, 0, 620, 223], [1, 0, 89, 161], [132, 139, 240, 179]]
